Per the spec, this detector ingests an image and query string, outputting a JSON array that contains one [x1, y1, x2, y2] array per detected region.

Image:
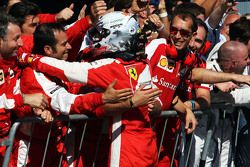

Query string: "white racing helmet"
[[88, 11, 142, 59]]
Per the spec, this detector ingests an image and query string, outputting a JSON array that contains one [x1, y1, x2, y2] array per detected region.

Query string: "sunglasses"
[[170, 26, 192, 39]]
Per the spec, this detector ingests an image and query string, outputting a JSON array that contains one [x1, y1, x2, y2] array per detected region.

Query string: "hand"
[[158, 0, 166, 11], [33, 108, 54, 123], [214, 81, 239, 92], [148, 14, 164, 30], [181, 108, 198, 134], [103, 79, 133, 103], [56, 3, 74, 22], [78, 4, 87, 20], [131, 85, 162, 108], [221, 0, 239, 12], [147, 99, 161, 115], [23, 93, 48, 110], [91, 0, 107, 20], [131, 0, 149, 13], [232, 75, 250, 86]]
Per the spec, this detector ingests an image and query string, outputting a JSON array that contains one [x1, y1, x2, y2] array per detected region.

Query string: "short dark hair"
[[174, 2, 205, 18], [8, 1, 41, 27], [33, 23, 65, 55], [229, 16, 250, 45], [0, 13, 18, 39], [196, 19, 208, 35], [114, 0, 131, 11], [171, 11, 198, 33]]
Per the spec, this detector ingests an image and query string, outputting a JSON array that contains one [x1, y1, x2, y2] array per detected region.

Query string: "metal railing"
[[1, 103, 249, 167]]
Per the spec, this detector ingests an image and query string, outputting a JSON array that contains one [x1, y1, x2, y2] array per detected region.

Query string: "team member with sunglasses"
[[146, 10, 250, 167], [146, 11, 199, 167]]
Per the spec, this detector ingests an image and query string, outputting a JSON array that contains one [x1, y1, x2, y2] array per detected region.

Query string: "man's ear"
[[44, 45, 52, 56]]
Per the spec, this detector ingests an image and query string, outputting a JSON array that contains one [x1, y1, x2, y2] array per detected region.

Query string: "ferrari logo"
[[128, 68, 138, 80]]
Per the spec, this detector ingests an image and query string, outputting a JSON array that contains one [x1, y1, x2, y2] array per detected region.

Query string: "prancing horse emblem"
[[128, 68, 138, 80]]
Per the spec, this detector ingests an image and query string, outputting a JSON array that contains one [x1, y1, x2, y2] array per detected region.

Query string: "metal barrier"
[[1, 103, 249, 167]]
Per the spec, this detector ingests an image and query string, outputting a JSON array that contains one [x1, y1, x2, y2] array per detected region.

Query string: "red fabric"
[[66, 16, 91, 62], [0, 57, 25, 137], [24, 56, 159, 166], [146, 39, 197, 167], [200, 40, 212, 56], [20, 67, 104, 115], [18, 16, 91, 63], [19, 35, 34, 55], [38, 14, 56, 23], [177, 54, 207, 101]]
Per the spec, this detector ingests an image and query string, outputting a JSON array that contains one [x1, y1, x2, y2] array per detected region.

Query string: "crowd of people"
[[0, 0, 250, 167]]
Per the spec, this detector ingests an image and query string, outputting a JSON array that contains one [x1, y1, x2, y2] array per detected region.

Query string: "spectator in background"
[[8, 1, 41, 35], [220, 10, 241, 41], [206, 41, 249, 167], [7, 0, 75, 23], [205, 0, 239, 49], [186, 19, 211, 167], [207, 15, 249, 61]]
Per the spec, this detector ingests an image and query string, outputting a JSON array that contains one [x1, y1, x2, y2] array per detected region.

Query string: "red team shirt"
[[21, 55, 161, 167], [146, 38, 197, 167]]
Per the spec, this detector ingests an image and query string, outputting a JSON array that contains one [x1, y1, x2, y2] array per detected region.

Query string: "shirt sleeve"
[[0, 93, 24, 110], [38, 13, 56, 23], [21, 67, 104, 115]]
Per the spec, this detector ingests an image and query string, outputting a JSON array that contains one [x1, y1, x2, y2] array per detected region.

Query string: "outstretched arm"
[[191, 68, 250, 85]]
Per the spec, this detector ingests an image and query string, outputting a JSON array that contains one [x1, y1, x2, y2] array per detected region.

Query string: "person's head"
[[0, 13, 22, 59], [220, 11, 240, 41], [114, 0, 131, 11], [189, 19, 208, 53], [33, 23, 71, 60], [229, 16, 250, 52], [174, 2, 206, 21], [8, 1, 40, 35], [218, 41, 249, 74], [170, 11, 197, 52], [87, 11, 142, 60]]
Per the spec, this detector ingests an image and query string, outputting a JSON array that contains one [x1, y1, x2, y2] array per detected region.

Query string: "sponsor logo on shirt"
[[152, 75, 158, 83], [152, 75, 177, 90], [128, 67, 138, 80], [157, 55, 175, 73], [0, 69, 5, 85], [50, 86, 61, 94]]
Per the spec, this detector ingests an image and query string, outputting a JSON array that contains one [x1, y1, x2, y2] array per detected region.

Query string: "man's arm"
[[184, 87, 211, 110], [172, 96, 198, 134], [190, 68, 250, 85]]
